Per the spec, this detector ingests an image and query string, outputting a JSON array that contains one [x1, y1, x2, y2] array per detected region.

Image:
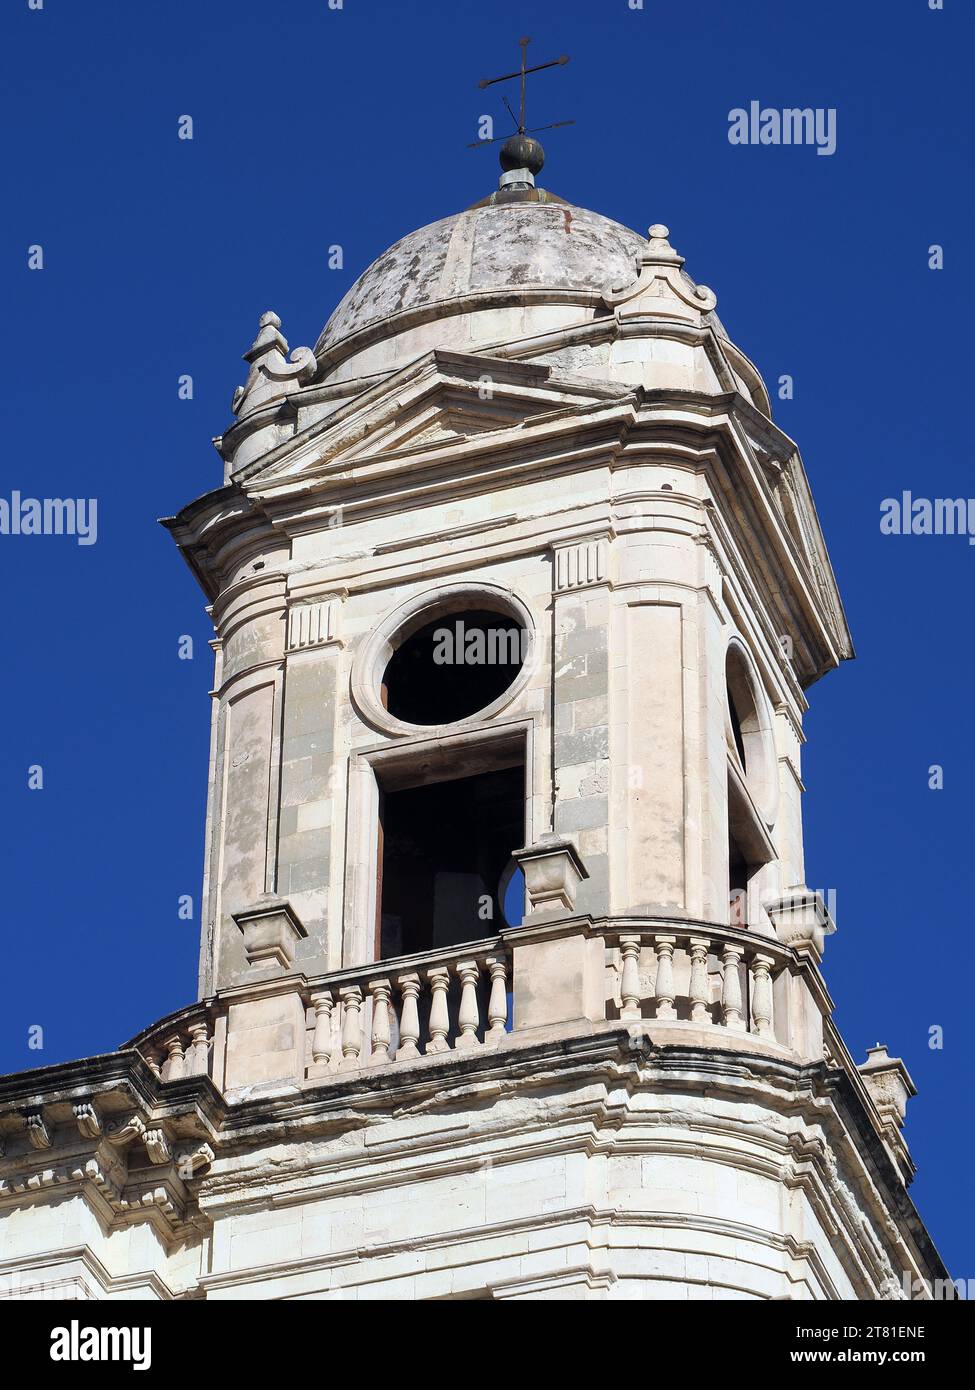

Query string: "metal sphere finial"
[[500, 133, 545, 176]]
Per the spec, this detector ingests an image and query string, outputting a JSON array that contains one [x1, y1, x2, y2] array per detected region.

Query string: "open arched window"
[[350, 584, 534, 962]]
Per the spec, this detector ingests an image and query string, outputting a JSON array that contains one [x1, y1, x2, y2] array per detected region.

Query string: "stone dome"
[[315, 199, 715, 389], [312, 194, 742, 400], [315, 201, 646, 360]]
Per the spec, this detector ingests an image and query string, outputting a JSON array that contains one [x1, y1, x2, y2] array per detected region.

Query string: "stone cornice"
[[0, 1053, 220, 1246], [0, 1244, 182, 1302], [161, 486, 278, 604], [163, 351, 851, 683], [0, 1026, 950, 1289], [0, 1050, 223, 1140], [228, 347, 633, 482]]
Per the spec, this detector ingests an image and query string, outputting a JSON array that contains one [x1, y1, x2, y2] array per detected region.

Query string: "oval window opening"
[[382, 608, 525, 726]]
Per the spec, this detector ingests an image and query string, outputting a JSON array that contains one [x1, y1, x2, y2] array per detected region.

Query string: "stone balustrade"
[[609, 924, 794, 1045], [119, 920, 827, 1096], [303, 940, 511, 1077], [126, 1006, 216, 1083]]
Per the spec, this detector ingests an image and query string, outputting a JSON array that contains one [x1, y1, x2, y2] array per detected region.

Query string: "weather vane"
[[468, 36, 574, 156]]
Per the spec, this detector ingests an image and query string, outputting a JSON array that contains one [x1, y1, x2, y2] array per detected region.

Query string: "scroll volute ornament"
[[231, 310, 316, 420], [602, 224, 717, 323]]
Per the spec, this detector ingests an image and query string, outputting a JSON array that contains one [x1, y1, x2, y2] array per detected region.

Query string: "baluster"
[[163, 1035, 186, 1081], [721, 944, 745, 1029], [619, 935, 642, 1021], [653, 935, 677, 1020], [455, 961, 481, 1050], [396, 973, 422, 1060], [750, 952, 775, 1038], [310, 989, 333, 1066], [484, 955, 508, 1044], [186, 1021, 211, 1076], [688, 937, 711, 1024], [144, 1047, 162, 1079], [426, 967, 451, 1053], [368, 978, 393, 1064], [339, 986, 363, 1068]]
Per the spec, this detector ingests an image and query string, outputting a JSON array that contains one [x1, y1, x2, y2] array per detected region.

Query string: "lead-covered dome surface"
[[315, 202, 648, 356]]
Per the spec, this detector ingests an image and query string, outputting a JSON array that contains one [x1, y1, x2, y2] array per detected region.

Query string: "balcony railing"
[[125, 1002, 217, 1083], [607, 924, 791, 1042], [115, 916, 915, 1180], [123, 919, 817, 1098], [302, 938, 510, 1076], [122, 937, 512, 1088]]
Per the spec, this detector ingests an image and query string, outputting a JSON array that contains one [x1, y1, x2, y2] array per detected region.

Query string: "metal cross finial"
[[476, 36, 571, 137]]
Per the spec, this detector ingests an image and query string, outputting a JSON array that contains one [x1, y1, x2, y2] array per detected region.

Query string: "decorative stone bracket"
[[24, 1111, 52, 1150], [287, 596, 342, 652], [553, 536, 610, 594], [144, 1129, 172, 1165], [73, 1102, 102, 1139], [106, 1113, 146, 1147], [2, 1101, 214, 1241]]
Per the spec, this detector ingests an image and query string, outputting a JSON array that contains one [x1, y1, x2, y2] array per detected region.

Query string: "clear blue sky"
[[1, 0, 970, 1277]]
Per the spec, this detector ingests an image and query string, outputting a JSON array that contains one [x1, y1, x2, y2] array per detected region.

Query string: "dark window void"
[[729, 831, 751, 927], [379, 764, 525, 959], [382, 609, 524, 726], [728, 682, 747, 770]]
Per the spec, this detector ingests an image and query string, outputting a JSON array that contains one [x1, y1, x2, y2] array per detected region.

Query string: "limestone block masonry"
[[0, 166, 949, 1300]]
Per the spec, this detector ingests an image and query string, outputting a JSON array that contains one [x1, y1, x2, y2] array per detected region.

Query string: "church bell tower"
[[0, 112, 949, 1301]]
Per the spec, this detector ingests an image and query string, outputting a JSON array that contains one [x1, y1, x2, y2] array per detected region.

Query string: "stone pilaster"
[[275, 593, 345, 978], [551, 535, 611, 917]]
